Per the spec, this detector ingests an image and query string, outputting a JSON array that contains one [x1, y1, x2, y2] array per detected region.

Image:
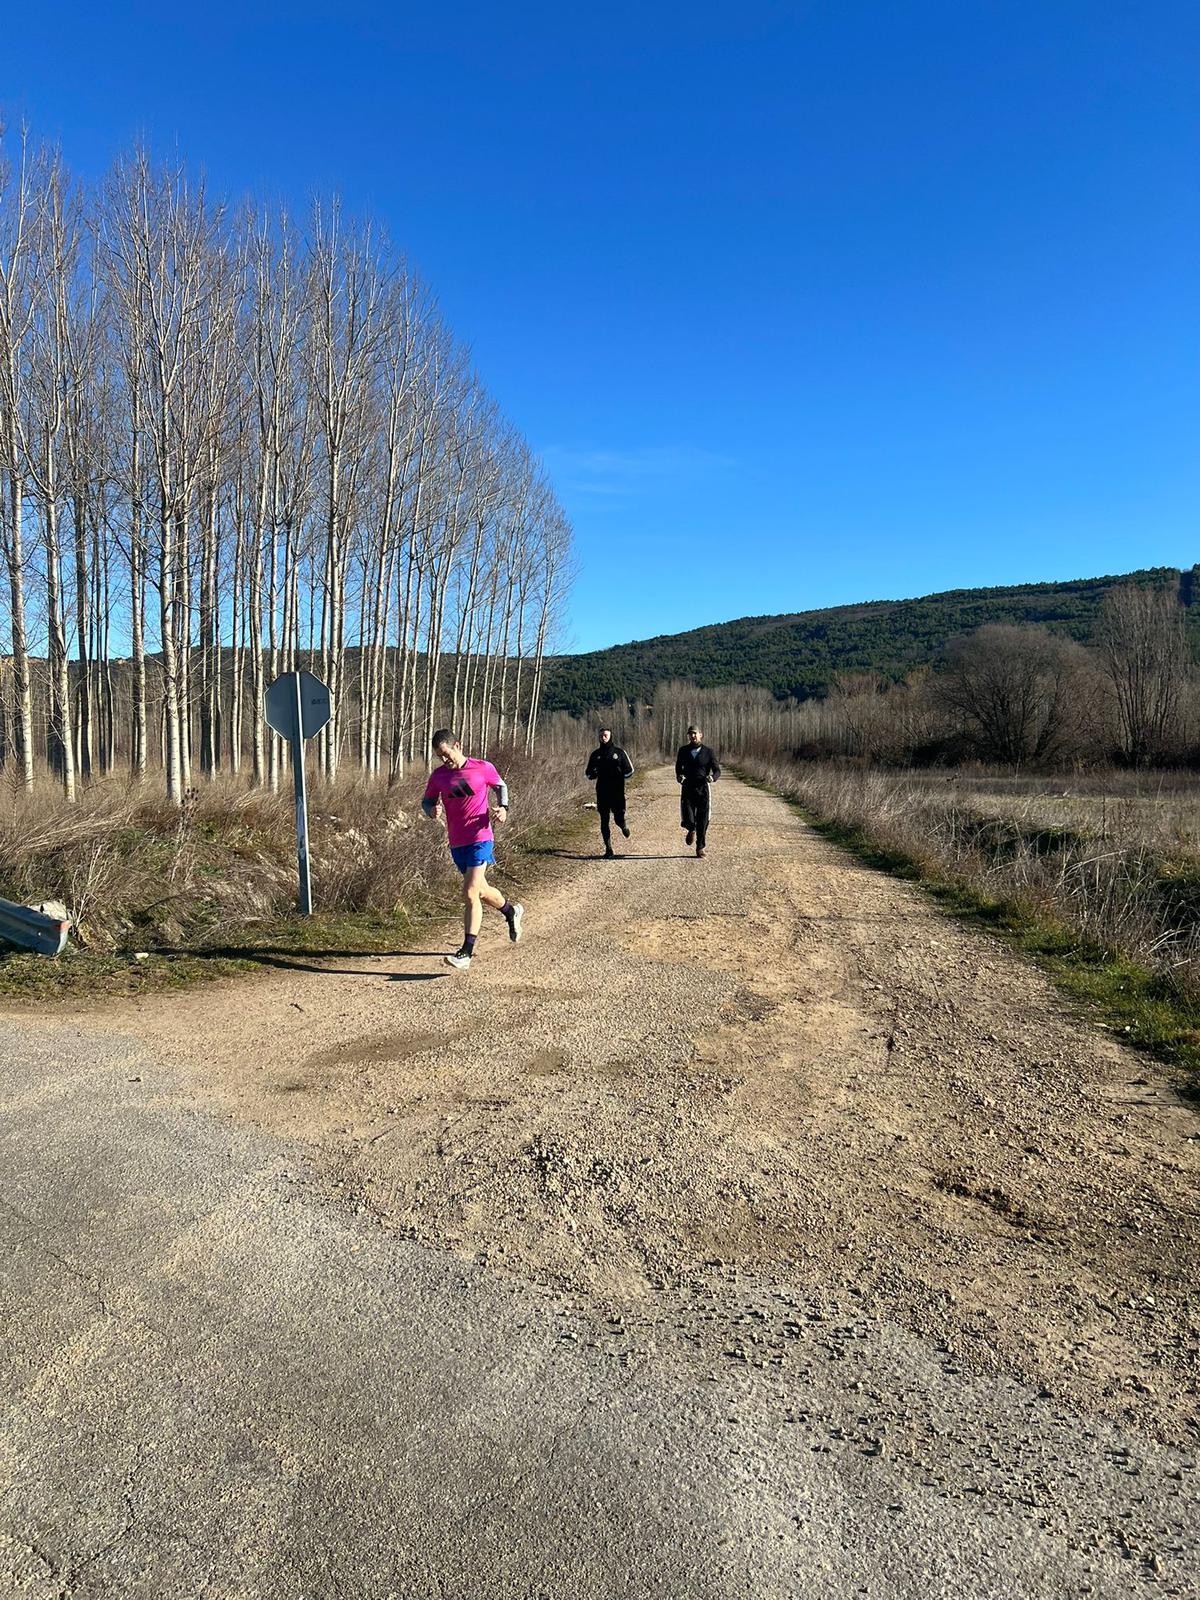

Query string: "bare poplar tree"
[[308, 203, 385, 779], [25, 148, 82, 798], [0, 126, 41, 790], [1097, 584, 1192, 765]]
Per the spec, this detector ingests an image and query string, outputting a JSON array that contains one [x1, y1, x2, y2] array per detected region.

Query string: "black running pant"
[[680, 783, 710, 849], [597, 787, 626, 850]]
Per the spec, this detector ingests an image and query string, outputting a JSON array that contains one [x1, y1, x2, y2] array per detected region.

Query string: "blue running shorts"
[[450, 839, 495, 873]]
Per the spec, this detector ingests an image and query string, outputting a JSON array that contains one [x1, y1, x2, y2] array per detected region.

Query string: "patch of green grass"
[[0, 947, 259, 1001], [205, 907, 425, 957], [516, 809, 594, 857]]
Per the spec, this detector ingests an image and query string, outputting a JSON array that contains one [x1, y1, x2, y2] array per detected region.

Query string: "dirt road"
[[3, 768, 1198, 1597]]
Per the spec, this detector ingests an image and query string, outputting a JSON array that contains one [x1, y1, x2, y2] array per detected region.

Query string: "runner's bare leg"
[[462, 865, 504, 941]]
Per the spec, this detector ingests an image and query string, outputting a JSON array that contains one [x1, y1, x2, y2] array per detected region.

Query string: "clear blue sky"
[[4, 1, 1197, 651]]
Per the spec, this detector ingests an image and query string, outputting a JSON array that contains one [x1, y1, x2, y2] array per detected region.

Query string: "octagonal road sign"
[[265, 670, 332, 742]]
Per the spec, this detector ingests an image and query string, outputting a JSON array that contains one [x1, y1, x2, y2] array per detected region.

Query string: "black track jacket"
[[586, 743, 635, 793], [675, 742, 721, 788]]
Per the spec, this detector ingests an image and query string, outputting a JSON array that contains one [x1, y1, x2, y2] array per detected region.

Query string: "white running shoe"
[[508, 903, 524, 943], [444, 950, 472, 971]]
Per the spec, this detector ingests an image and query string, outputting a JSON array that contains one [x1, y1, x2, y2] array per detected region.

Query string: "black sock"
[[499, 900, 514, 920], [462, 934, 478, 955]]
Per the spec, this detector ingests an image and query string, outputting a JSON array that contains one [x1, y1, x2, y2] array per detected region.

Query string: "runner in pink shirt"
[[421, 728, 524, 971]]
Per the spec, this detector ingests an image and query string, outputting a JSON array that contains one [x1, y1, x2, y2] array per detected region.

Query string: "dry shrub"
[[0, 750, 587, 950]]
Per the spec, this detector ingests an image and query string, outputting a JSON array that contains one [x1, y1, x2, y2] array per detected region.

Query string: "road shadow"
[[546, 850, 689, 862], [796, 913, 933, 924], [243, 957, 445, 979], [152, 944, 450, 978], [170, 944, 448, 962]]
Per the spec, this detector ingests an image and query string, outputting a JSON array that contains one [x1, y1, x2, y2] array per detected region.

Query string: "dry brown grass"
[[0, 748, 587, 954]]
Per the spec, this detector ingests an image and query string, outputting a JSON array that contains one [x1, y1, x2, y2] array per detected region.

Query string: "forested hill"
[[544, 566, 1190, 713]]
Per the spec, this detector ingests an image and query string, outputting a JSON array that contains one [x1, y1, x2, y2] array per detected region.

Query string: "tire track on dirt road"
[[3, 767, 1198, 1596]]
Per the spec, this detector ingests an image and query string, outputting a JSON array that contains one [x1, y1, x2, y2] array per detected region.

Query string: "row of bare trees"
[[0, 128, 573, 803], [594, 587, 1198, 770]]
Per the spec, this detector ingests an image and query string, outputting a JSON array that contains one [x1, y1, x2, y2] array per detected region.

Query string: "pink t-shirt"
[[424, 759, 502, 848]]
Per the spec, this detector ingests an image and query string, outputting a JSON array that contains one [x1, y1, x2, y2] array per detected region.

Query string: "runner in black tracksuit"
[[676, 725, 721, 858], [585, 727, 635, 858]]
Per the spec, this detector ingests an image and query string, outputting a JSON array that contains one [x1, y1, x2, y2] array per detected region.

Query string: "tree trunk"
[[2, 466, 34, 787]]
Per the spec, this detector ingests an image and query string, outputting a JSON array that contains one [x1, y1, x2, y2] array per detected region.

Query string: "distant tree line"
[[0, 126, 573, 803], [545, 566, 1192, 715], [592, 586, 1200, 770]]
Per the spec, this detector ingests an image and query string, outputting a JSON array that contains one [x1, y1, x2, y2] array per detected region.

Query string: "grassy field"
[[916, 769, 1200, 853], [738, 756, 1200, 1088], [0, 750, 591, 1000]]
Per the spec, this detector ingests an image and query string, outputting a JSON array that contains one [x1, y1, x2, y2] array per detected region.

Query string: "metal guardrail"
[[0, 897, 70, 957]]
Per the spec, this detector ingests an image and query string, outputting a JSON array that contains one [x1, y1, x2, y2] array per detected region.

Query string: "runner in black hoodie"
[[585, 727, 635, 858], [675, 725, 721, 858]]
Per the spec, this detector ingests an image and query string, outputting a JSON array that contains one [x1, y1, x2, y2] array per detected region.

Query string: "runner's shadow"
[[183, 948, 447, 978], [153, 944, 451, 978], [795, 914, 931, 924], [173, 944, 449, 962], [273, 962, 445, 979], [547, 850, 688, 862]]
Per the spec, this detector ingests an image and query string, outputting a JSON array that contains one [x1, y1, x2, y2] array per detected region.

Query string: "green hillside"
[[545, 566, 1191, 713]]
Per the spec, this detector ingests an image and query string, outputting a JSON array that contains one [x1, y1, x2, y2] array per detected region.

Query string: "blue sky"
[[5, 1, 1197, 651]]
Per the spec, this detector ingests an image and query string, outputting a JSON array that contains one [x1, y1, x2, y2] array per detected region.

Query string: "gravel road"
[[2, 768, 1197, 1598]]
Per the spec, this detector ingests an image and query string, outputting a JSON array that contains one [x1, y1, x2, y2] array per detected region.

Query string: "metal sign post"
[[264, 669, 332, 917], [290, 669, 313, 916]]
